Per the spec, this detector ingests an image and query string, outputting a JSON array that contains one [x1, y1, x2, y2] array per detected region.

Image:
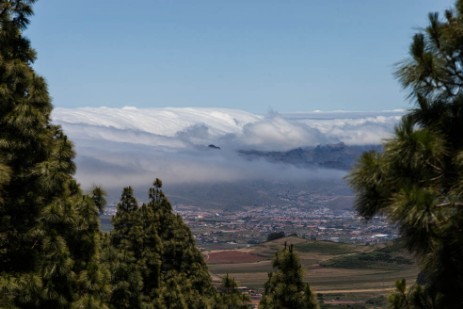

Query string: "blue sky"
[[27, 0, 454, 113]]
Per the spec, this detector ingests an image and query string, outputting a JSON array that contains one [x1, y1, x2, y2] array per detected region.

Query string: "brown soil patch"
[[207, 250, 263, 264]]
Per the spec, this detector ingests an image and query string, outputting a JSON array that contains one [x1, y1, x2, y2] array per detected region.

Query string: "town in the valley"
[[103, 190, 397, 249]]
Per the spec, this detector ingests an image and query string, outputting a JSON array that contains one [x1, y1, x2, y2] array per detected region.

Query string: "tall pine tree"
[[213, 274, 250, 309], [349, 0, 463, 307], [108, 180, 216, 308], [109, 187, 145, 308], [259, 243, 318, 309], [145, 179, 215, 308], [0, 1, 109, 307]]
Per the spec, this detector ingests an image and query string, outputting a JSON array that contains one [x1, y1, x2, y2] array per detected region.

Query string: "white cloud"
[[53, 107, 402, 190], [53, 107, 402, 149], [238, 115, 327, 150]]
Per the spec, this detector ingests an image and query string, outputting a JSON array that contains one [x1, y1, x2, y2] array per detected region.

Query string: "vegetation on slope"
[[320, 244, 414, 270]]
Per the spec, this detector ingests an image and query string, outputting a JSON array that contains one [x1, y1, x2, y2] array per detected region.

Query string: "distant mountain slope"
[[239, 143, 382, 170]]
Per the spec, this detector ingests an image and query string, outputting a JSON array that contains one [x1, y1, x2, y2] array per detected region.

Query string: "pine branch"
[[436, 201, 463, 208]]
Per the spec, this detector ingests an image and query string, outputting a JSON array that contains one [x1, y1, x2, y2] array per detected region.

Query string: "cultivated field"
[[206, 236, 419, 307]]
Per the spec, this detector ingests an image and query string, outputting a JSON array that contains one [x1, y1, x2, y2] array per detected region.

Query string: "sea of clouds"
[[52, 107, 403, 191]]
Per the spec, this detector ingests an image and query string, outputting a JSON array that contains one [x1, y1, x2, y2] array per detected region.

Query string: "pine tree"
[[145, 179, 216, 308], [349, 1, 463, 307], [108, 181, 216, 308], [213, 274, 250, 309], [109, 187, 144, 308], [111, 187, 140, 250], [259, 243, 318, 309], [138, 201, 163, 304], [0, 1, 109, 307]]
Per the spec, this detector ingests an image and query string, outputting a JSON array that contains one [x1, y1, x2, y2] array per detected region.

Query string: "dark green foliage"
[[349, 1, 463, 307], [293, 241, 354, 255], [91, 186, 107, 214], [213, 274, 250, 309], [0, 1, 109, 307], [396, 2, 463, 101], [388, 279, 436, 309], [260, 244, 318, 309], [1, 0, 56, 274], [109, 187, 145, 308], [321, 252, 413, 270], [320, 242, 414, 269], [111, 187, 140, 251], [146, 179, 215, 308], [138, 202, 163, 300], [108, 180, 216, 308]]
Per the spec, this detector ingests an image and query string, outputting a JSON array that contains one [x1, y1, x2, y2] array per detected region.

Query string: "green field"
[[206, 236, 419, 308]]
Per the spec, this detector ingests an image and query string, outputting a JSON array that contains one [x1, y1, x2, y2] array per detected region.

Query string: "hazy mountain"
[[239, 143, 382, 170]]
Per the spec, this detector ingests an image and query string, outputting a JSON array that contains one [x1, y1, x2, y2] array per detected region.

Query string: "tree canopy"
[[349, 1, 463, 307], [0, 0, 109, 307], [259, 243, 318, 309], [213, 274, 250, 309], [107, 181, 217, 308]]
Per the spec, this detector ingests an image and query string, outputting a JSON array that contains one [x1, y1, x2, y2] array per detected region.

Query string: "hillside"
[[239, 143, 382, 170]]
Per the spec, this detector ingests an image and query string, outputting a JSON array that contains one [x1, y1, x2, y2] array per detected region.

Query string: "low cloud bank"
[[53, 107, 402, 190]]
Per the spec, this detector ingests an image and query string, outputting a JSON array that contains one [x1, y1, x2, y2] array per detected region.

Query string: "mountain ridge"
[[239, 142, 382, 170]]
